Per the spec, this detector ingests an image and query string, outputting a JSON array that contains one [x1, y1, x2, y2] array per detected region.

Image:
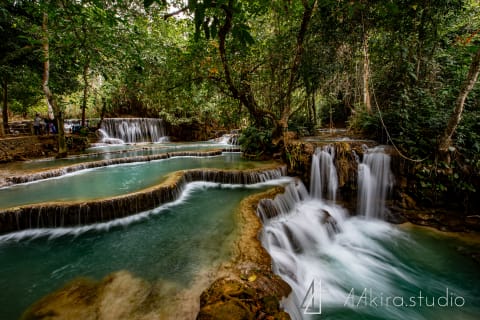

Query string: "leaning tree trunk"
[[42, 12, 67, 157], [438, 47, 480, 155]]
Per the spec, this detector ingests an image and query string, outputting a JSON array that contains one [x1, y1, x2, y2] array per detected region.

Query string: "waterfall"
[[309, 145, 338, 201], [96, 128, 125, 144], [259, 145, 410, 319], [212, 133, 240, 146], [357, 146, 394, 219], [99, 118, 166, 143]]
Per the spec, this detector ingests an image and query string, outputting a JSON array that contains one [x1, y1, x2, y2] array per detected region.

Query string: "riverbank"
[[0, 135, 89, 163]]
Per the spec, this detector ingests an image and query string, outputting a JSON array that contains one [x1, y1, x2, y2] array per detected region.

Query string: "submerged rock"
[[21, 271, 161, 320], [197, 188, 292, 320]]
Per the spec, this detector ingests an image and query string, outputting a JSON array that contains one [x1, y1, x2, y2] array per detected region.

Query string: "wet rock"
[[322, 212, 342, 238], [466, 215, 480, 231], [197, 277, 289, 320], [390, 205, 480, 232], [398, 192, 417, 210], [197, 299, 253, 320]]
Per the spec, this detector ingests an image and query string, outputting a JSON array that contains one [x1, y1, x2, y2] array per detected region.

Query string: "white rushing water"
[[259, 145, 476, 320], [357, 146, 394, 219], [217, 133, 239, 145], [99, 118, 167, 143], [309, 145, 338, 201]]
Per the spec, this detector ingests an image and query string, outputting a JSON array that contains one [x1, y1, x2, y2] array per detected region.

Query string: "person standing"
[[33, 113, 42, 135]]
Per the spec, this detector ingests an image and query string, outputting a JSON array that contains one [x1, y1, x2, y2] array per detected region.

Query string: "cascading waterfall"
[[96, 128, 124, 144], [99, 118, 167, 143], [357, 146, 394, 219], [212, 133, 240, 146], [260, 145, 475, 319], [309, 145, 338, 201]]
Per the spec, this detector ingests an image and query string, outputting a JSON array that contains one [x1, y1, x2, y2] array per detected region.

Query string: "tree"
[[0, 1, 41, 133], [41, 10, 67, 156], [146, 0, 319, 144], [63, 1, 137, 127], [438, 46, 480, 154]]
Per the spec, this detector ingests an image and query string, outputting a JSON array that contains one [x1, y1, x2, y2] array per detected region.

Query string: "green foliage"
[[1, 0, 478, 165], [413, 159, 477, 208], [238, 126, 274, 158], [352, 89, 449, 159], [288, 111, 315, 137], [78, 126, 90, 136]]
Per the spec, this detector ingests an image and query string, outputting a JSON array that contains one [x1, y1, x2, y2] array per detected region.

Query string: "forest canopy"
[[1, 0, 479, 165]]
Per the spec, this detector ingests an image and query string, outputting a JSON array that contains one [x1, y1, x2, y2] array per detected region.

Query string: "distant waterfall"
[[100, 118, 166, 143], [357, 147, 394, 219], [212, 133, 240, 146], [309, 145, 338, 201]]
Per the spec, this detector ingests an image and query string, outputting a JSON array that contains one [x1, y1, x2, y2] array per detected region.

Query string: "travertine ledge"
[[0, 165, 286, 235]]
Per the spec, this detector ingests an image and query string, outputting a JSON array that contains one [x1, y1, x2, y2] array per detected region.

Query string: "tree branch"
[[438, 47, 480, 153], [163, 7, 188, 20]]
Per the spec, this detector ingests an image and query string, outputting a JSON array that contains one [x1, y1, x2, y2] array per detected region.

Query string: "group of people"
[[33, 113, 57, 135]]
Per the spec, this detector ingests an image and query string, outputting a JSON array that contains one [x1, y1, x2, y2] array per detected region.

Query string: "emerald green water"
[[263, 204, 480, 320], [5, 142, 230, 172], [0, 183, 269, 320], [0, 154, 273, 209], [315, 222, 480, 320]]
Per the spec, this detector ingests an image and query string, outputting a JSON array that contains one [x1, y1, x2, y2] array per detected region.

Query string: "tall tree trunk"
[[81, 62, 90, 127], [42, 12, 67, 157], [279, 0, 318, 131], [2, 79, 8, 134], [273, 0, 317, 145], [362, 32, 372, 113], [438, 47, 480, 154], [311, 89, 316, 127]]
